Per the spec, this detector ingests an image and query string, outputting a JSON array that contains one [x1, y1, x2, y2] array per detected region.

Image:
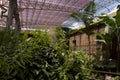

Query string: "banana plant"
[[95, 5, 120, 71], [70, 1, 96, 54]]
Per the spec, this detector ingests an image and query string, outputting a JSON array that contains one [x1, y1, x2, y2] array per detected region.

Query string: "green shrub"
[[0, 28, 60, 80], [57, 51, 94, 80], [0, 28, 94, 80]]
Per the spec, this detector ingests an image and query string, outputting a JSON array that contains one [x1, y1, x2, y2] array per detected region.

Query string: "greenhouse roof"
[[0, 0, 91, 30], [62, 0, 120, 29], [0, 0, 120, 30]]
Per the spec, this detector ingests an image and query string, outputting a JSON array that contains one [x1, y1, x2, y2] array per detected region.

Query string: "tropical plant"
[[70, 1, 96, 54], [95, 5, 120, 71], [0, 27, 96, 80], [0, 28, 62, 80], [57, 51, 94, 80], [18, 30, 59, 80], [0, 27, 27, 80], [54, 27, 69, 53]]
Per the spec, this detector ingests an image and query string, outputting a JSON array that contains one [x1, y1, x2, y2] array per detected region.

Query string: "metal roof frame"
[[0, 0, 91, 30]]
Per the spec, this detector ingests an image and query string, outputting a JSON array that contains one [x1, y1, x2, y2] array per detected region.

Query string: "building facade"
[[69, 24, 105, 54]]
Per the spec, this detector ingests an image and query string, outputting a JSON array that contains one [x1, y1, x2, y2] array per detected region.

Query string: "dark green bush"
[[0, 27, 94, 80], [57, 51, 94, 80]]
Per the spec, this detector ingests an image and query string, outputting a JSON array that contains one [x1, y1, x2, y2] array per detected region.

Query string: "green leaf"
[[95, 32, 105, 40], [99, 15, 117, 29], [104, 23, 110, 34], [23, 32, 28, 40], [95, 39, 106, 44], [116, 6, 120, 26]]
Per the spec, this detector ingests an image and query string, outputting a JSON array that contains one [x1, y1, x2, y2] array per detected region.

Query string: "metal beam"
[[19, 1, 79, 13]]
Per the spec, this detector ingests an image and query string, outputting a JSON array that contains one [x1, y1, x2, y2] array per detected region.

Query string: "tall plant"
[[54, 27, 69, 53], [0, 27, 26, 80], [95, 5, 120, 71], [70, 1, 96, 54]]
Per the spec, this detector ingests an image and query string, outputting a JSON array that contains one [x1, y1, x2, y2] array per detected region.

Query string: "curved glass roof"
[[62, 0, 120, 29], [0, 0, 120, 30]]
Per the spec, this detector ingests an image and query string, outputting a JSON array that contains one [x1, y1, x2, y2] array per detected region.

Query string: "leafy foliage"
[[70, 1, 96, 26], [0, 27, 95, 80], [70, 1, 96, 54], [95, 5, 120, 71], [54, 27, 70, 55], [57, 51, 94, 80], [0, 28, 60, 80]]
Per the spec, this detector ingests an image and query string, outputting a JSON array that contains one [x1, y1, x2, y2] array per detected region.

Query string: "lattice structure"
[[0, 0, 91, 30], [62, 0, 120, 29], [95, 0, 119, 15]]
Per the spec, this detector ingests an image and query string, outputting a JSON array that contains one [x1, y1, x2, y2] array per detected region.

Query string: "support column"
[[6, 0, 20, 30], [6, 0, 14, 28], [14, 0, 21, 30]]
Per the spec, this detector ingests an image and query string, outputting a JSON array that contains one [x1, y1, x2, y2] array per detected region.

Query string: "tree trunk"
[[6, 0, 20, 30], [116, 29, 120, 71], [79, 34, 82, 48], [14, 0, 21, 30], [6, 0, 14, 27], [88, 34, 91, 55]]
